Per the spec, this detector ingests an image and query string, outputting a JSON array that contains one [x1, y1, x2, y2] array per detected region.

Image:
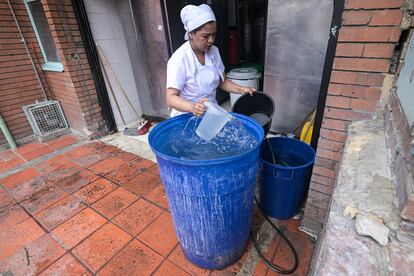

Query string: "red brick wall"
[[302, 0, 405, 234], [0, 0, 47, 146], [0, 0, 107, 148], [40, 0, 106, 136]]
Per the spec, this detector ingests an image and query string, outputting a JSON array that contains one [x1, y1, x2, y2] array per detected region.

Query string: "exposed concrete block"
[[343, 205, 358, 219], [355, 213, 390, 246]]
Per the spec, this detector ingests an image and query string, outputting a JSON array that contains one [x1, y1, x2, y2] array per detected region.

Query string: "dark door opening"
[[161, 0, 268, 104]]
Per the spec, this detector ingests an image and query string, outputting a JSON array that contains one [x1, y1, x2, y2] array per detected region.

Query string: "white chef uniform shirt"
[[166, 41, 225, 117]]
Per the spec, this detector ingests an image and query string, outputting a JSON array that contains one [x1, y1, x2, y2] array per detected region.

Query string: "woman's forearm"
[[219, 78, 255, 95], [166, 88, 207, 116], [166, 92, 194, 113]]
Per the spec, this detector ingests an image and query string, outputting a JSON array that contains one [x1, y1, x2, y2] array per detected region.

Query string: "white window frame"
[[24, 0, 63, 72]]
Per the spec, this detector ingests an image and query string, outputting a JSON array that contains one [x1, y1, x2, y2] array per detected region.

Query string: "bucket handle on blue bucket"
[[273, 168, 294, 180]]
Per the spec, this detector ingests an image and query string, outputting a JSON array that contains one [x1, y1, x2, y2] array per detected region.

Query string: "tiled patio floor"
[[0, 135, 314, 275]]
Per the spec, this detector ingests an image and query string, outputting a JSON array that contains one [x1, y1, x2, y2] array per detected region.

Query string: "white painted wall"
[[84, 0, 143, 129]]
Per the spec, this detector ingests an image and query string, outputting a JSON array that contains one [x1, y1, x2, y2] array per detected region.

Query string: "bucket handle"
[[273, 168, 294, 181]]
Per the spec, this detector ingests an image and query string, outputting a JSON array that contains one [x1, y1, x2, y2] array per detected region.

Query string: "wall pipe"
[[0, 114, 17, 149], [7, 0, 48, 101]]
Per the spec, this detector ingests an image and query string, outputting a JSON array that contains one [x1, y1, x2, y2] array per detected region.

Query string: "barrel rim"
[[149, 113, 264, 165], [232, 92, 275, 127], [260, 137, 316, 170]]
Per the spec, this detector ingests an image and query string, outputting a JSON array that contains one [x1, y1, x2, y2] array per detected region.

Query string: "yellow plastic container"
[[300, 122, 313, 144]]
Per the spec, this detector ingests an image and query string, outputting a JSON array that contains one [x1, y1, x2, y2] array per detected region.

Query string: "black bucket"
[[232, 92, 275, 134]]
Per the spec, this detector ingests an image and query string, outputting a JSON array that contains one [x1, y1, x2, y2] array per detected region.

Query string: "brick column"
[[40, 0, 107, 138], [302, 0, 405, 234]]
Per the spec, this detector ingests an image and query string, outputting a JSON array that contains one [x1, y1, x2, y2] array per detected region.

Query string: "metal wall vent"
[[23, 100, 69, 141]]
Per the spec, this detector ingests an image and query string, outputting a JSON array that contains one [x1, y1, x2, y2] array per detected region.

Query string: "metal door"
[[264, 0, 333, 133], [126, 0, 170, 118]]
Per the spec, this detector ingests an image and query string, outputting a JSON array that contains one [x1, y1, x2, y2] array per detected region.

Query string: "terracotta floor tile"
[[114, 151, 139, 162], [45, 165, 83, 184], [0, 218, 45, 259], [34, 195, 86, 231], [147, 164, 159, 175], [15, 142, 45, 155], [0, 168, 41, 190], [51, 208, 107, 249], [55, 169, 99, 194], [130, 157, 154, 170], [253, 235, 282, 276], [64, 145, 107, 167], [92, 187, 138, 219], [105, 161, 146, 185], [112, 199, 163, 236], [123, 171, 161, 197], [99, 145, 121, 156], [18, 144, 54, 161], [21, 185, 69, 215], [37, 155, 77, 175], [144, 184, 169, 209], [73, 178, 116, 205], [211, 242, 253, 276], [153, 260, 190, 276], [64, 145, 97, 159], [88, 157, 125, 175], [0, 191, 15, 212], [46, 135, 80, 150], [138, 211, 178, 256], [267, 230, 314, 276], [39, 253, 92, 276], [72, 223, 132, 272], [285, 218, 301, 234], [168, 246, 210, 275], [0, 203, 30, 232], [97, 239, 163, 276], [0, 234, 65, 275], [8, 176, 52, 202], [84, 141, 106, 151], [0, 150, 25, 173]]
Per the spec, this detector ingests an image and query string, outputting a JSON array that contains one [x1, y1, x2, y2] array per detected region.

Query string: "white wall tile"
[[84, 0, 108, 14], [88, 14, 113, 40], [85, 0, 143, 128], [110, 14, 125, 40], [97, 40, 128, 64]]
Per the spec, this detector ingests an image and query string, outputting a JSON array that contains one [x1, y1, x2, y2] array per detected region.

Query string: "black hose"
[[250, 137, 299, 274]]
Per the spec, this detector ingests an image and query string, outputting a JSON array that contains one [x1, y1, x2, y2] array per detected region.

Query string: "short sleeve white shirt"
[[166, 41, 225, 116]]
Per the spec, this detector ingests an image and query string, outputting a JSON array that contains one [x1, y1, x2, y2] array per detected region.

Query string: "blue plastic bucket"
[[259, 137, 315, 220], [149, 113, 264, 269]]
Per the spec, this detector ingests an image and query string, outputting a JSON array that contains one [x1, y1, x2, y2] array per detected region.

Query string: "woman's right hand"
[[192, 98, 208, 116]]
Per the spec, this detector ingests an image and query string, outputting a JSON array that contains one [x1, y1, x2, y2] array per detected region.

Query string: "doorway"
[[161, 0, 268, 104]]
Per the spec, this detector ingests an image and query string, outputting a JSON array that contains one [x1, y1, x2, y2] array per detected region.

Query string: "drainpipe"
[[0, 114, 17, 149]]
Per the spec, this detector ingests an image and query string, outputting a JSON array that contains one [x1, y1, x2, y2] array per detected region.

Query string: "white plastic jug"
[[196, 102, 233, 141]]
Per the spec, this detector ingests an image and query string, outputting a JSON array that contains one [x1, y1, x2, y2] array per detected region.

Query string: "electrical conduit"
[[0, 114, 17, 149]]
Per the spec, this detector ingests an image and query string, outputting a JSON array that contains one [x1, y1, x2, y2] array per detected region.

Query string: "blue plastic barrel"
[[259, 137, 316, 220], [149, 113, 264, 269]]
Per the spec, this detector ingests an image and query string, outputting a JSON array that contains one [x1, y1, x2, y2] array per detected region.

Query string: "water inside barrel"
[[250, 112, 269, 126]]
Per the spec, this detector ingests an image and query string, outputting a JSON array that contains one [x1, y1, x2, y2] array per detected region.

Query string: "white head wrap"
[[180, 4, 216, 40]]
